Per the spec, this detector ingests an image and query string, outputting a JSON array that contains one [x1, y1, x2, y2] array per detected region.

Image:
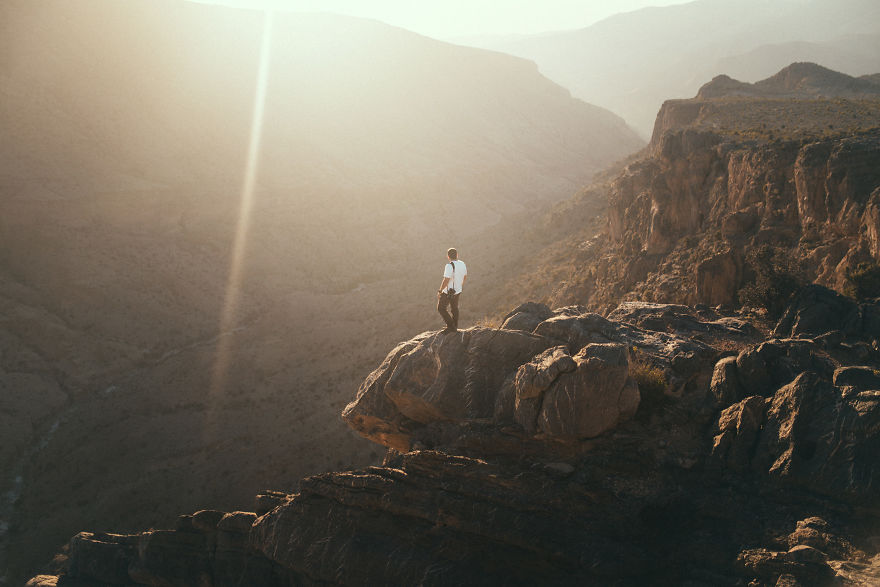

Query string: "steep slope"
[[21, 60, 880, 587], [496, 64, 880, 314], [467, 0, 880, 135], [30, 294, 880, 585], [0, 0, 644, 583]]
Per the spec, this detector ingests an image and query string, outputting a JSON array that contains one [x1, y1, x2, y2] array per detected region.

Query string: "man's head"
[[447, 248, 458, 260]]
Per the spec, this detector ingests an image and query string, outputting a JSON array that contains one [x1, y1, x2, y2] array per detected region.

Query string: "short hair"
[[447, 248, 458, 260]]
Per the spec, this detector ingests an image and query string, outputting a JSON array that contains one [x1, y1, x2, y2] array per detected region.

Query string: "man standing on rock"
[[437, 247, 467, 333]]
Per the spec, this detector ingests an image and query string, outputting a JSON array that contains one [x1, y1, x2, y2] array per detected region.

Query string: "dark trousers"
[[437, 292, 460, 330]]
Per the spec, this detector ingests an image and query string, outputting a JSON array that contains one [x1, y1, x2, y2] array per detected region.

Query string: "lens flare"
[[207, 10, 274, 434]]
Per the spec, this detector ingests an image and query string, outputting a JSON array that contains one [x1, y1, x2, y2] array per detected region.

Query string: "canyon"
[[27, 62, 880, 586], [0, 0, 641, 583]]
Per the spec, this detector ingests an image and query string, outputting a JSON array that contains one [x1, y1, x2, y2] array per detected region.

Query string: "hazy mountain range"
[[23, 59, 880, 586], [0, 0, 643, 582], [465, 0, 880, 136]]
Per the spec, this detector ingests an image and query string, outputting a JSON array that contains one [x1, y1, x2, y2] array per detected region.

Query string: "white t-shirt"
[[443, 260, 467, 294]]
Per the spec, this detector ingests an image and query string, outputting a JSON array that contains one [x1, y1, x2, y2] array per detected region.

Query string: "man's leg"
[[437, 293, 454, 330], [450, 293, 460, 331]]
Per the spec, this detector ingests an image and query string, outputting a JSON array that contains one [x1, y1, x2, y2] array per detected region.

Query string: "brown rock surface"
[[29, 293, 880, 586], [536, 343, 640, 438], [517, 66, 880, 315], [19, 60, 880, 587], [344, 303, 739, 452], [711, 395, 767, 472], [0, 0, 646, 581]]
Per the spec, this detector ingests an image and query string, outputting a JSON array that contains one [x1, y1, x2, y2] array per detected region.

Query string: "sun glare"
[[207, 10, 275, 431]]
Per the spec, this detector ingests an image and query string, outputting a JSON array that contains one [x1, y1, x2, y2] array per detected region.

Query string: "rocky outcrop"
[[773, 283, 880, 341], [343, 302, 750, 452], [540, 65, 880, 314], [250, 450, 657, 585], [29, 292, 880, 587], [576, 126, 880, 311], [29, 508, 284, 587], [734, 515, 880, 587], [713, 364, 880, 501]]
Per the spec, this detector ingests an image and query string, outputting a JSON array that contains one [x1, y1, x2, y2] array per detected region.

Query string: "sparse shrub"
[[631, 358, 667, 421], [845, 262, 880, 300], [632, 360, 666, 396], [737, 245, 807, 319], [475, 315, 501, 328]]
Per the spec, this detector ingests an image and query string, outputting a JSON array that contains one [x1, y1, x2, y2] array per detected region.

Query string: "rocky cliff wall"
[[30, 291, 880, 586], [587, 127, 880, 310]]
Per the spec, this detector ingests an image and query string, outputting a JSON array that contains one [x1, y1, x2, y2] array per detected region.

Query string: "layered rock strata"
[[589, 128, 880, 309], [543, 67, 880, 312], [33, 292, 880, 586]]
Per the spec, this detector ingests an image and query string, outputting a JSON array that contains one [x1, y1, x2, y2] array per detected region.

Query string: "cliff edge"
[[31, 292, 880, 586]]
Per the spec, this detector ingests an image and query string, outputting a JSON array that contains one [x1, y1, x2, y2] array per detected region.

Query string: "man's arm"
[[438, 276, 450, 297], [462, 274, 467, 287]]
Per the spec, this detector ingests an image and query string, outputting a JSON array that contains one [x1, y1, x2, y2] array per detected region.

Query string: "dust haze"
[[0, 0, 639, 581], [3, 0, 878, 584]]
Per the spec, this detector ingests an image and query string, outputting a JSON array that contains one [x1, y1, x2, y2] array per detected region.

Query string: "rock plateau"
[[31, 293, 880, 586]]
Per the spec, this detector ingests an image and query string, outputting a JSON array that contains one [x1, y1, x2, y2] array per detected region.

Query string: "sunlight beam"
[[208, 10, 274, 419]]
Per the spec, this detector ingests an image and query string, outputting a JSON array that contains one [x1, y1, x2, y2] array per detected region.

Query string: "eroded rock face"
[[344, 303, 751, 451], [250, 450, 653, 585], [47, 510, 283, 587], [711, 395, 767, 472], [773, 283, 879, 340], [711, 366, 880, 501], [536, 343, 640, 438], [32, 295, 880, 587], [343, 327, 554, 451], [758, 371, 880, 499], [558, 125, 880, 310]]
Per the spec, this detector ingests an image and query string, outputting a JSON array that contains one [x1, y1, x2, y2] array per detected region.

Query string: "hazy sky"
[[194, 0, 697, 38]]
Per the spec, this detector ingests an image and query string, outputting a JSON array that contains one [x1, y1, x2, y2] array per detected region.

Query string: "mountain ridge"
[[0, 1, 643, 583], [465, 0, 880, 135], [697, 62, 880, 99]]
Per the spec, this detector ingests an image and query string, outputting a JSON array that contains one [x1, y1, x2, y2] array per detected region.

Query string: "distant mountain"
[[466, 0, 880, 136], [26, 62, 880, 587], [490, 63, 880, 318], [697, 62, 880, 99], [706, 34, 880, 86], [0, 0, 643, 583], [653, 62, 880, 142]]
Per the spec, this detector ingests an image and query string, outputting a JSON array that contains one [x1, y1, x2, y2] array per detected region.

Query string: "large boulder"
[[710, 356, 742, 408], [734, 338, 833, 399], [344, 302, 756, 452], [343, 324, 644, 449], [710, 395, 767, 472], [713, 366, 880, 501], [532, 311, 619, 350], [773, 284, 862, 339], [343, 327, 555, 450], [536, 343, 640, 438], [754, 370, 880, 499], [499, 302, 554, 332], [510, 346, 576, 433]]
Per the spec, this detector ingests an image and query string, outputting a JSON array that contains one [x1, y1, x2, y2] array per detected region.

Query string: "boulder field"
[[30, 289, 880, 586]]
